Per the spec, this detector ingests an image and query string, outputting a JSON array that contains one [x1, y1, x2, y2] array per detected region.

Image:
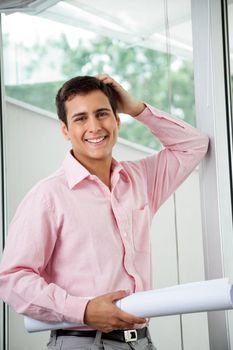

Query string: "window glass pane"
[[2, 0, 195, 151]]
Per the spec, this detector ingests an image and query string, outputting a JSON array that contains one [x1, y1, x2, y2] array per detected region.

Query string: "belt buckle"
[[124, 329, 137, 342]]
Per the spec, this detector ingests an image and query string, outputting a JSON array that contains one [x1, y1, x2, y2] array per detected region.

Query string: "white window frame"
[[191, 0, 233, 348], [0, 14, 7, 350]]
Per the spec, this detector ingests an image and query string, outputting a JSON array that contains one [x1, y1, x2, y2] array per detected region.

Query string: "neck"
[[72, 151, 112, 189], [86, 160, 112, 189]]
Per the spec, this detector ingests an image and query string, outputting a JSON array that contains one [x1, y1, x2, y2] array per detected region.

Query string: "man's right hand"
[[83, 290, 146, 333]]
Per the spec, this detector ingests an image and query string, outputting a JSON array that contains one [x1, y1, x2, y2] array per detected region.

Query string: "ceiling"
[[0, 0, 59, 13], [41, 0, 233, 62], [40, 0, 193, 60]]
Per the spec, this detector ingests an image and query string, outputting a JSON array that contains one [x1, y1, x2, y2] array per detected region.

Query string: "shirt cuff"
[[63, 295, 90, 324]]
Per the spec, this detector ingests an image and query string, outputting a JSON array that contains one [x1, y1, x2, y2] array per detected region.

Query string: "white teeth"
[[86, 136, 105, 143]]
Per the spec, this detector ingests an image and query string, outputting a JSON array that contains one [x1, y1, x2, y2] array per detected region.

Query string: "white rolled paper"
[[24, 278, 233, 333], [24, 318, 82, 333], [117, 278, 233, 316]]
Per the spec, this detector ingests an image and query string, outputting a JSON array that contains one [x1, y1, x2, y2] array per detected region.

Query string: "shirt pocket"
[[132, 204, 150, 252]]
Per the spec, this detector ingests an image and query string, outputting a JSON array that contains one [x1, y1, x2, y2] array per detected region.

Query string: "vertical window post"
[[0, 13, 7, 350], [191, 0, 233, 349]]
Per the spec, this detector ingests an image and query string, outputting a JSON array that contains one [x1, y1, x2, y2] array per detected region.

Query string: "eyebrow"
[[71, 108, 112, 120]]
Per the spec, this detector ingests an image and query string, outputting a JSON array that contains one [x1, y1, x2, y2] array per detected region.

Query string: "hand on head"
[[96, 74, 145, 117]]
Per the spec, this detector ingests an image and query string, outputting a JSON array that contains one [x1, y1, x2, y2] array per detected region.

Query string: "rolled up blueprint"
[[24, 318, 82, 333], [24, 278, 233, 332]]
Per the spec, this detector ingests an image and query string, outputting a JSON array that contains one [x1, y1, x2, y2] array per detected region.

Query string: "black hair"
[[55, 76, 119, 125]]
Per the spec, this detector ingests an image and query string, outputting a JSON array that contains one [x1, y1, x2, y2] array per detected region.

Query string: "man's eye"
[[98, 112, 108, 118], [75, 116, 86, 122]]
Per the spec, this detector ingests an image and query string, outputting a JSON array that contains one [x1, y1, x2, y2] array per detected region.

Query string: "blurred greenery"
[[5, 34, 195, 150], [6, 81, 61, 112]]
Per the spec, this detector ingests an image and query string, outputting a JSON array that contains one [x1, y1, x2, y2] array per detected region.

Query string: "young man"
[[0, 74, 209, 349]]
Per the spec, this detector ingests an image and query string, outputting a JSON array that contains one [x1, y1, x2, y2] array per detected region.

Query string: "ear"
[[61, 122, 70, 140], [116, 113, 121, 129]]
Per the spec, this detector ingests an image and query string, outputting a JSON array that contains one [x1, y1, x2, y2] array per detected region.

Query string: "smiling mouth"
[[85, 136, 107, 144]]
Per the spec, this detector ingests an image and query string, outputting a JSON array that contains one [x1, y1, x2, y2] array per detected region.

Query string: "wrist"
[[131, 102, 146, 117]]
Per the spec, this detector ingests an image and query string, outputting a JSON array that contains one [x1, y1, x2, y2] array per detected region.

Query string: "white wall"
[[4, 98, 209, 350]]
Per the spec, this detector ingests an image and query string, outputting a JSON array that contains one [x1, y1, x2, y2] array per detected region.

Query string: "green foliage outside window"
[[5, 34, 195, 150]]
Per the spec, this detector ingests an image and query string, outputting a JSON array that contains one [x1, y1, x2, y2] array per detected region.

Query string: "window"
[[2, 0, 196, 150]]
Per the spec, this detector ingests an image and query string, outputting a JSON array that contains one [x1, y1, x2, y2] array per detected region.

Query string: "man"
[[0, 74, 209, 349]]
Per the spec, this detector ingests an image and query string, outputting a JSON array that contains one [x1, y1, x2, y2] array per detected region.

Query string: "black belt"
[[55, 327, 147, 343]]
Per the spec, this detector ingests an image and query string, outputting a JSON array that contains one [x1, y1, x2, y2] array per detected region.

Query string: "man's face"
[[61, 90, 120, 168]]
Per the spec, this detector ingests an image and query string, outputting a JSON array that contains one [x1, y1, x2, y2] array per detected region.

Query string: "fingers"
[[108, 290, 146, 326], [84, 289, 146, 333], [106, 289, 130, 302], [95, 73, 116, 85], [95, 74, 126, 94], [96, 73, 145, 117], [114, 305, 146, 326], [117, 309, 146, 325]]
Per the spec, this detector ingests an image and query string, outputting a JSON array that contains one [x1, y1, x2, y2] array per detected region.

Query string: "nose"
[[88, 116, 102, 133]]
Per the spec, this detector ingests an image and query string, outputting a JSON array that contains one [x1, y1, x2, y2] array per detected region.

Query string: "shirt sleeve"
[[135, 104, 209, 214], [0, 190, 89, 324]]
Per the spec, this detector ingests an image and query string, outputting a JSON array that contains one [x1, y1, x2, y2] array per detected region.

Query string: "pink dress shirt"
[[0, 105, 209, 327]]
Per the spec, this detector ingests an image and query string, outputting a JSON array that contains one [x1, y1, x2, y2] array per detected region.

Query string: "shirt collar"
[[111, 158, 130, 182], [62, 151, 90, 189], [63, 150, 129, 189]]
